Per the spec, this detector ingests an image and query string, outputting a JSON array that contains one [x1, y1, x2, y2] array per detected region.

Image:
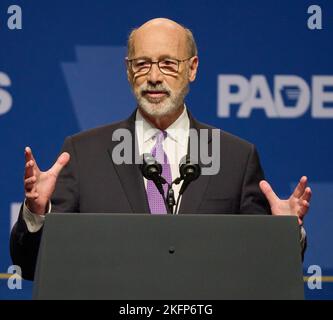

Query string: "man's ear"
[[188, 56, 199, 82]]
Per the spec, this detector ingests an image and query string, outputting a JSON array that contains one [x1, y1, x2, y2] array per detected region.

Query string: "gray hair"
[[127, 25, 198, 58]]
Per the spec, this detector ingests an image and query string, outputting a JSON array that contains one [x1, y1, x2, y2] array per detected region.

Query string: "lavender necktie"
[[147, 130, 172, 214]]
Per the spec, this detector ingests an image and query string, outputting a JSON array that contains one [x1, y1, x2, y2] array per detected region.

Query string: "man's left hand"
[[259, 176, 312, 225]]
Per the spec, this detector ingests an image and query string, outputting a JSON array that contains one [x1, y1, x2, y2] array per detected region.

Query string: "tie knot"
[[155, 130, 167, 144]]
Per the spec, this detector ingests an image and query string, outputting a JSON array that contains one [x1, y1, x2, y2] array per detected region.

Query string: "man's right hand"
[[24, 147, 70, 215]]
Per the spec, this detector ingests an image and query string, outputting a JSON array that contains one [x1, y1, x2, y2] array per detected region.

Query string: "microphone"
[[140, 153, 174, 214], [140, 153, 166, 196], [178, 155, 201, 195]]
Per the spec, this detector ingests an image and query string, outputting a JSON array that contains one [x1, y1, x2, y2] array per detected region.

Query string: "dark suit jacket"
[[10, 110, 270, 280]]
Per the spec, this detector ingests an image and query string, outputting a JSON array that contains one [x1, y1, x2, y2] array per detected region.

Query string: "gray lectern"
[[33, 214, 304, 300]]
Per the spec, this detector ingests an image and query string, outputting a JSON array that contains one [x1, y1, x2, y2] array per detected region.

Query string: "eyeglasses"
[[126, 57, 193, 75]]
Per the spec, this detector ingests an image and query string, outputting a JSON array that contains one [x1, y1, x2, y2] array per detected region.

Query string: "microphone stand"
[[156, 178, 179, 214], [172, 177, 183, 215], [155, 171, 201, 215], [166, 177, 183, 214], [157, 178, 176, 214], [152, 176, 173, 214]]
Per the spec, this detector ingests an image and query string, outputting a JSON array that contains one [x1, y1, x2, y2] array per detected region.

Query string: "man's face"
[[127, 23, 198, 117]]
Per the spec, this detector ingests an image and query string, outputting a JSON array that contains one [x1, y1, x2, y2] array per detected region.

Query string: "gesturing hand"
[[24, 147, 70, 215], [259, 176, 312, 225]]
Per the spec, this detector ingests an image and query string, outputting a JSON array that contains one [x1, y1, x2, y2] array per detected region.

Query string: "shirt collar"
[[135, 110, 159, 143], [135, 106, 190, 147], [164, 106, 189, 147]]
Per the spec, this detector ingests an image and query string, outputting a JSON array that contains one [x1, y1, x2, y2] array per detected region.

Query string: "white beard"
[[134, 82, 189, 117]]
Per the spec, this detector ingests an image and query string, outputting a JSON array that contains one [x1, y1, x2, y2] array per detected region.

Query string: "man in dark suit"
[[11, 18, 311, 280]]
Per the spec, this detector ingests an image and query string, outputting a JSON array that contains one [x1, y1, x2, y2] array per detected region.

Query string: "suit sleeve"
[[10, 136, 80, 280], [240, 145, 271, 215], [10, 207, 43, 280]]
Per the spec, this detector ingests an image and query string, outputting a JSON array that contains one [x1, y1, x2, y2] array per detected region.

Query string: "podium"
[[33, 214, 304, 300]]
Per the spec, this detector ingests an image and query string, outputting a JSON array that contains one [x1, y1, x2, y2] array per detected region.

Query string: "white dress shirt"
[[135, 106, 189, 207]]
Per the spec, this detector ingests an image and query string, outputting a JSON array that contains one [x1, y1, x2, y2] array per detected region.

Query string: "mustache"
[[140, 84, 171, 96]]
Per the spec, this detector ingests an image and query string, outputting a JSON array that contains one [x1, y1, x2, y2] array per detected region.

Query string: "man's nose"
[[147, 62, 163, 84]]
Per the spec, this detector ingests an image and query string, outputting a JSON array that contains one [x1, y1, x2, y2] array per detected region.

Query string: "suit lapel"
[[107, 111, 150, 213], [178, 112, 213, 214], [178, 174, 211, 214]]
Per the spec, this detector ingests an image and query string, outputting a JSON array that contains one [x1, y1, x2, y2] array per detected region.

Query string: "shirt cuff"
[[22, 200, 51, 233]]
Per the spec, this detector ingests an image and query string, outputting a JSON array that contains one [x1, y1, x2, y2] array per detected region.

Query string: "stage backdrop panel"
[[0, 0, 332, 299]]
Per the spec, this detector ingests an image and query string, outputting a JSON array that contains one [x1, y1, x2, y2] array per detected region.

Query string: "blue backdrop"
[[0, 0, 332, 299]]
